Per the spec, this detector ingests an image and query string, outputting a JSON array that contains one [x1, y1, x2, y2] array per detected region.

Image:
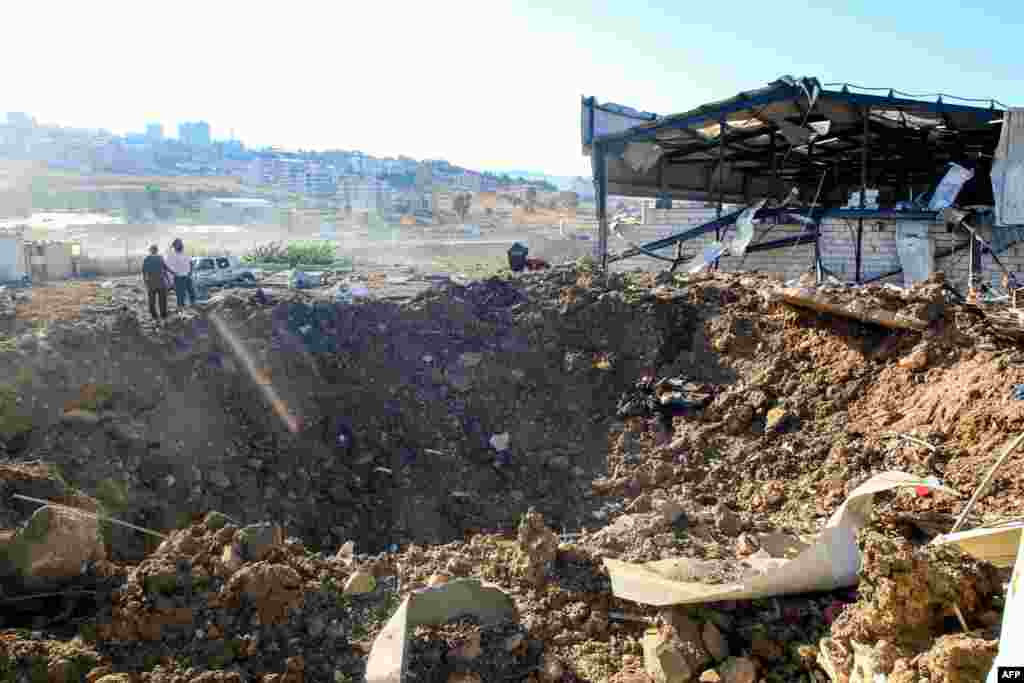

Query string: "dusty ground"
[[0, 259, 1020, 683]]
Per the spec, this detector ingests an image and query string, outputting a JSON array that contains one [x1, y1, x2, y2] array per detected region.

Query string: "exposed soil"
[[1, 261, 1022, 682]]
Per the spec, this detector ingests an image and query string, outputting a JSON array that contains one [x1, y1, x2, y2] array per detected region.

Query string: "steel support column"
[[856, 107, 870, 283], [715, 115, 726, 270], [594, 142, 609, 271]]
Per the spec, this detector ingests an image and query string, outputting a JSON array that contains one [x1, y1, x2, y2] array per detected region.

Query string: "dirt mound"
[[818, 531, 1004, 683], [3, 262, 1024, 681]]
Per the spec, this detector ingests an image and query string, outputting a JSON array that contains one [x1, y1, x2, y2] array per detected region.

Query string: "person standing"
[[165, 238, 196, 309], [141, 244, 171, 322]]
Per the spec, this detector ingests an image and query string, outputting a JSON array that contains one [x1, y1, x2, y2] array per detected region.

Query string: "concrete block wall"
[[620, 206, 1024, 289], [819, 218, 901, 284]]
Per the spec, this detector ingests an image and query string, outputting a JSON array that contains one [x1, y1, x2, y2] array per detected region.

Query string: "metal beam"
[[856, 107, 869, 283], [594, 143, 609, 271], [594, 83, 801, 148], [608, 209, 746, 263]]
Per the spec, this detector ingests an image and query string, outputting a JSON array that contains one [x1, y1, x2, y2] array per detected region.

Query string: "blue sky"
[[1, 1, 1020, 177]]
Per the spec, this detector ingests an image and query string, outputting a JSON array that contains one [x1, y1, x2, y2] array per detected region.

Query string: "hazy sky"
[[2, 1, 1021, 177]]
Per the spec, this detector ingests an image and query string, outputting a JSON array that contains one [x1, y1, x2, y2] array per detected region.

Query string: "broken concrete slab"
[[365, 579, 517, 683], [776, 287, 929, 332]]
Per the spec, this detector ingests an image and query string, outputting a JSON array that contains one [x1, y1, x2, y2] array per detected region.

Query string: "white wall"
[[0, 235, 27, 281]]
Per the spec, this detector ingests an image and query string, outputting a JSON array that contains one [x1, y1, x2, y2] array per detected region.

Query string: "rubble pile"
[[818, 531, 1003, 683], [2, 261, 1024, 681]]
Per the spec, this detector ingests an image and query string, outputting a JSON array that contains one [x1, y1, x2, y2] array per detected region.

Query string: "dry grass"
[[13, 282, 109, 324], [0, 160, 244, 194]]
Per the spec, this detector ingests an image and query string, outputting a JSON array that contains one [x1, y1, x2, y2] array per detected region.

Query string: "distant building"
[[178, 120, 211, 146], [304, 161, 336, 197], [415, 163, 433, 192], [146, 123, 164, 142], [451, 171, 483, 193], [338, 176, 393, 211], [480, 175, 499, 193]]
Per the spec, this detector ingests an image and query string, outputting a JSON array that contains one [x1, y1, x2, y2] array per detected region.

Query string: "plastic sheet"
[[683, 242, 727, 274], [730, 200, 766, 256], [366, 579, 516, 683], [992, 107, 1024, 227], [928, 163, 975, 211], [605, 472, 955, 606], [985, 525, 1024, 682]]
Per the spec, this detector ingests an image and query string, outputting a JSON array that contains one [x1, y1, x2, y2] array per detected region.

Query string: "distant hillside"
[[489, 169, 583, 192]]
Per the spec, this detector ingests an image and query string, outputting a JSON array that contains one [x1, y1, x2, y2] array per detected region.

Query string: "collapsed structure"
[[582, 77, 1021, 297]]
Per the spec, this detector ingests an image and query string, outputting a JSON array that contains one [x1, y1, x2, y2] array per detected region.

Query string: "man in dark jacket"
[[141, 245, 171, 321]]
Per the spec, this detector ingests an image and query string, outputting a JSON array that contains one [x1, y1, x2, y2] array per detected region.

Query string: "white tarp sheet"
[[683, 242, 727, 273], [605, 472, 955, 606], [985, 525, 1024, 682], [992, 107, 1024, 227], [928, 163, 975, 211], [730, 200, 766, 256], [932, 522, 1023, 568], [896, 222, 935, 285]]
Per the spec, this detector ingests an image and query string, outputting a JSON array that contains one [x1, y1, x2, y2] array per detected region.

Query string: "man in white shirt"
[[165, 238, 196, 308]]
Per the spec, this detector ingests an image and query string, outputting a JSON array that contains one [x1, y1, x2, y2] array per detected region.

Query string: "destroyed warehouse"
[[583, 76, 1021, 295]]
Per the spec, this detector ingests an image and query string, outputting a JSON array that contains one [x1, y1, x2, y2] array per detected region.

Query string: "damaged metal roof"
[[583, 77, 1005, 204]]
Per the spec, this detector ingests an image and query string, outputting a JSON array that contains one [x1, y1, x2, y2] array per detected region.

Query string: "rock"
[[548, 455, 571, 471], [898, 345, 930, 371], [916, 633, 997, 683], [662, 610, 712, 672], [452, 630, 482, 660], [204, 511, 232, 531], [221, 543, 244, 573], [2, 504, 107, 590], [87, 667, 114, 683], [702, 622, 728, 662], [48, 658, 74, 683], [61, 409, 101, 426], [460, 352, 484, 368], [718, 657, 756, 683], [723, 404, 754, 436], [225, 562, 303, 624], [736, 534, 759, 556], [712, 504, 740, 536], [764, 407, 793, 434], [427, 573, 450, 587], [95, 676, 133, 683], [504, 632, 526, 653], [656, 501, 686, 525], [307, 615, 326, 639], [515, 508, 559, 587], [343, 570, 376, 595], [539, 653, 565, 683], [644, 627, 694, 683], [208, 469, 233, 489], [239, 523, 283, 561], [750, 636, 783, 662], [335, 540, 355, 565], [448, 674, 482, 683]]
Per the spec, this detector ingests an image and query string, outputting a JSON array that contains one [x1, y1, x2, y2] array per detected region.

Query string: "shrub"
[[244, 241, 336, 267]]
